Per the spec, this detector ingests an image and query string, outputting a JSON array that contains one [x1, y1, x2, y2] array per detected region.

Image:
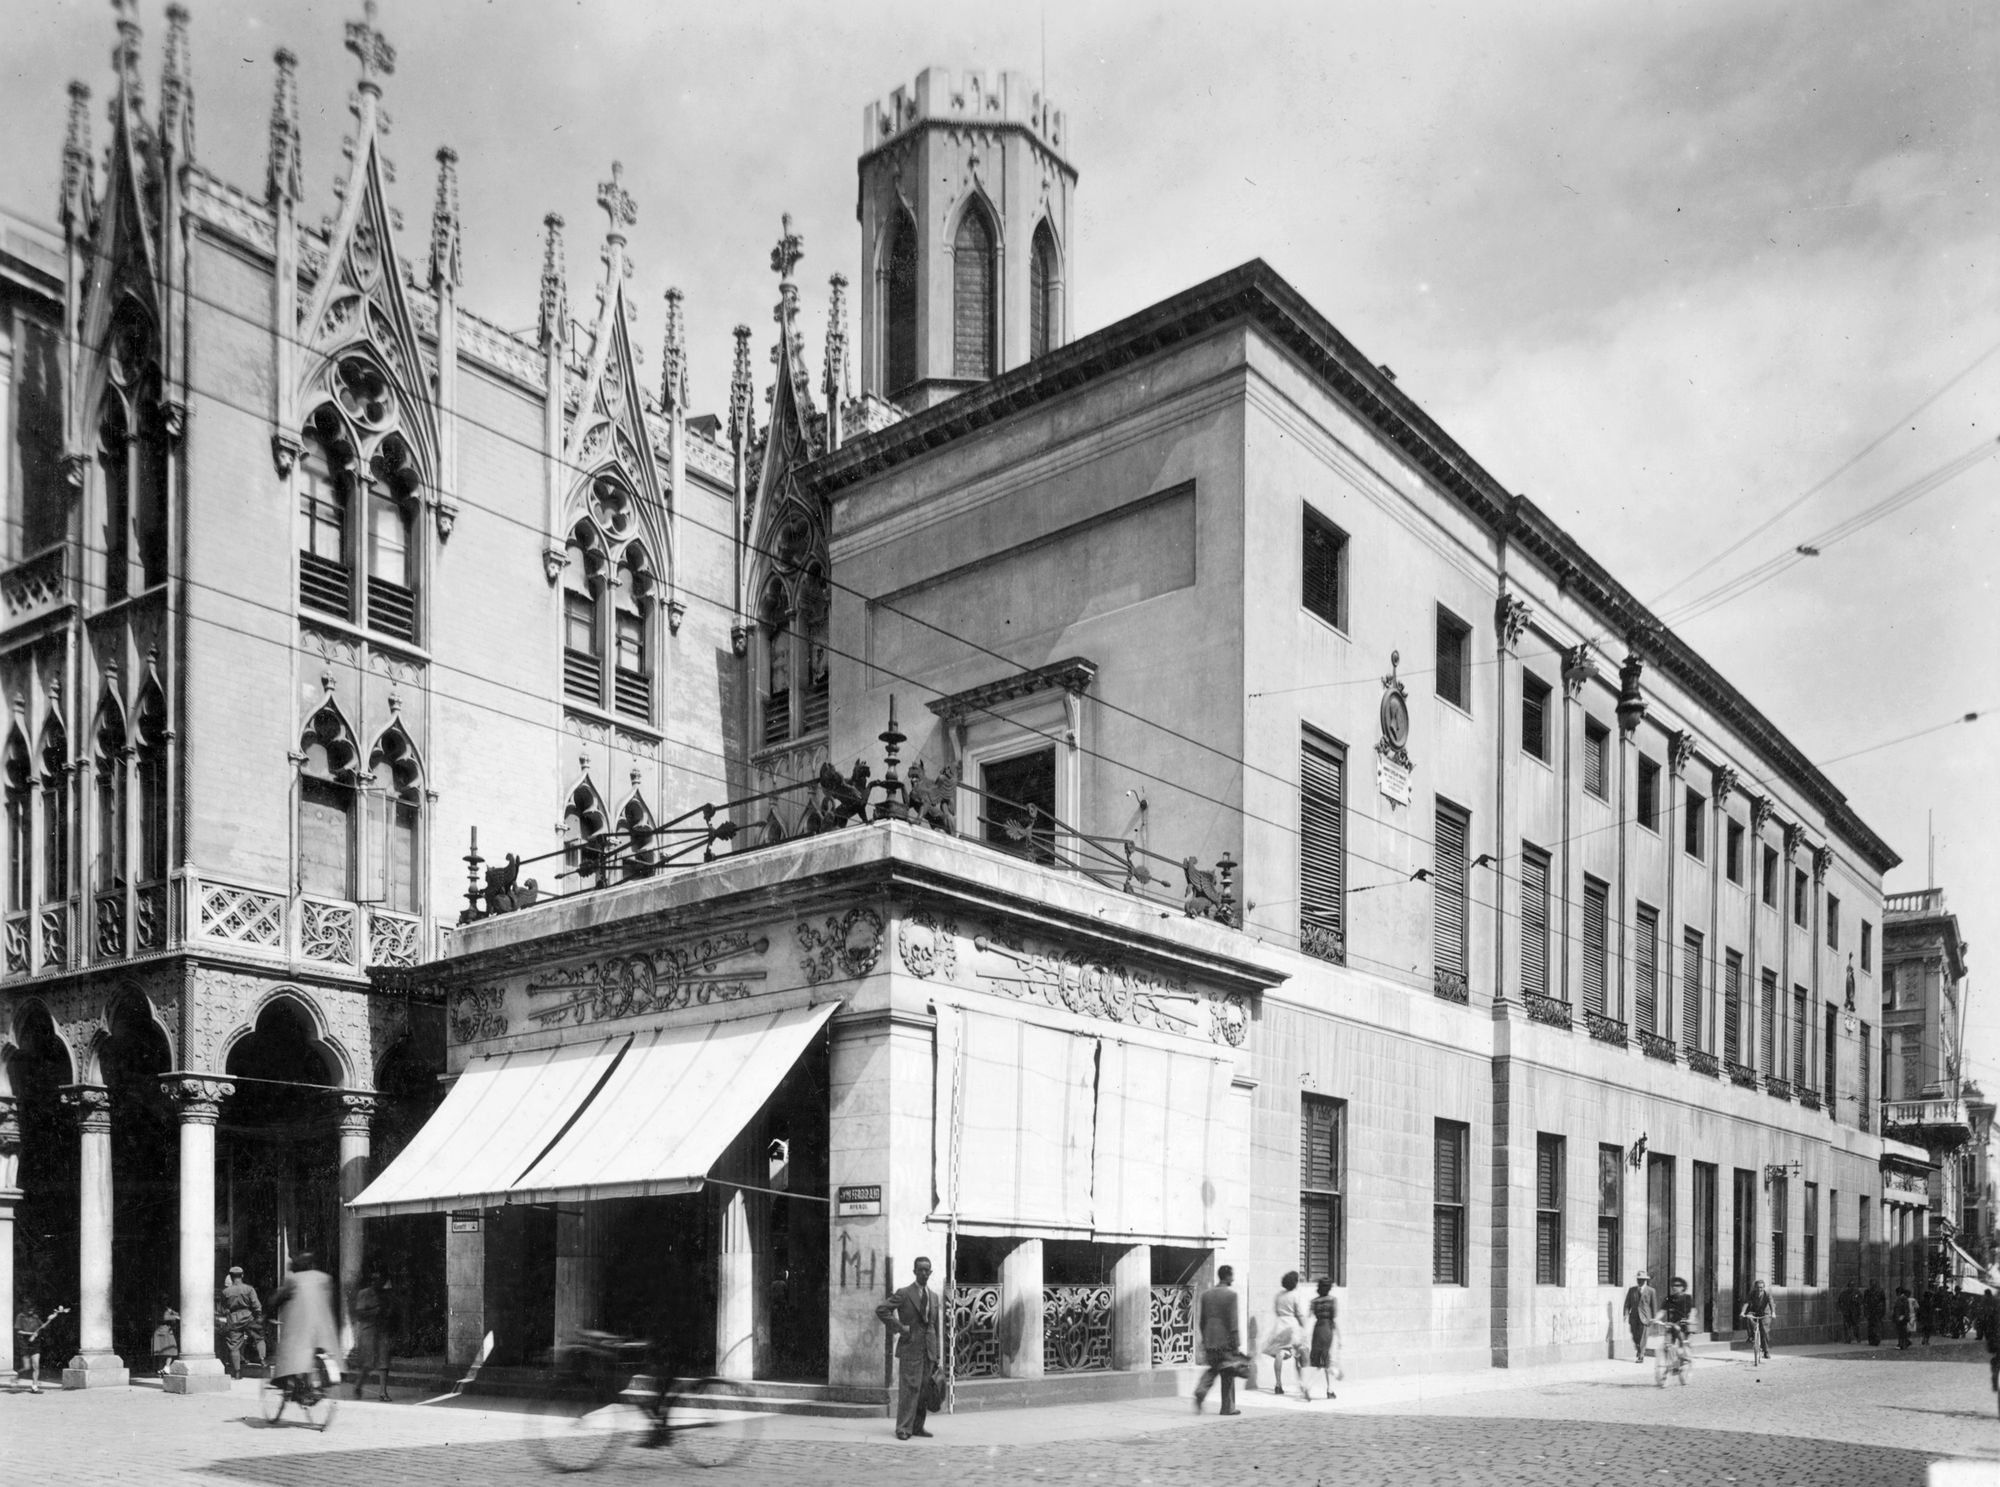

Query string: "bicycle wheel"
[[666, 1378, 765, 1469], [525, 1359, 640, 1474], [301, 1382, 338, 1432], [1652, 1340, 1667, 1388], [258, 1375, 284, 1423]]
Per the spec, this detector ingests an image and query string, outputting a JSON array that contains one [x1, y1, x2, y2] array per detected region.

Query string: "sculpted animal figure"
[[1182, 856, 1234, 924], [816, 760, 874, 827], [905, 759, 960, 834]]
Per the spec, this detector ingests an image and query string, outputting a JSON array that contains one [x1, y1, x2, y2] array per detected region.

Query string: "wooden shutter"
[[1436, 610, 1465, 707], [1301, 1198, 1334, 1283], [1760, 971, 1778, 1073], [1434, 1123, 1462, 1205], [1433, 803, 1469, 977], [1522, 680, 1547, 760], [1584, 724, 1607, 797], [1793, 987, 1809, 1084], [1300, 739, 1345, 960], [953, 208, 995, 378], [1635, 906, 1659, 1034], [1301, 1095, 1339, 1190], [1582, 878, 1609, 1015], [1597, 1145, 1622, 1285], [1537, 1137, 1560, 1211], [1302, 511, 1343, 628], [1520, 847, 1550, 998], [1681, 930, 1703, 1050], [1724, 952, 1743, 1065]]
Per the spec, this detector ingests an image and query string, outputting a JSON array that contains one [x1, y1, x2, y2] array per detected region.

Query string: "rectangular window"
[[1771, 1173, 1789, 1287], [1724, 950, 1744, 1066], [1521, 674, 1551, 762], [1760, 968, 1779, 1075], [1793, 868, 1809, 929], [1899, 1026, 1921, 1100], [1435, 605, 1471, 711], [1637, 757, 1660, 831], [1301, 1095, 1345, 1286], [1884, 963, 1898, 1011], [1536, 1134, 1565, 1285], [981, 748, 1058, 865], [1299, 734, 1346, 965], [1861, 921, 1873, 973], [1827, 894, 1840, 950], [1584, 719, 1610, 799], [1683, 786, 1704, 859], [1598, 1144, 1623, 1285], [1793, 985, 1809, 1086], [1432, 800, 1470, 990], [1804, 1182, 1819, 1287], [1824, 1004, 1838, 1108], [1433, 1120, 1469, 1285], [299, 776, 354, 900], [298, 465, 351, 618], [1681, 929, 1703, 1052], [564, 590, 600, 655], [1302, 506, 1348, 631], [1582, 876, 1610, 1016], [1726, 819, 1745, 884], [385, 798, 419, 915], [1859, 1195, 1871, 1279], [1762, 845, 1779, 908], [1635, 902, 1660, 1035], [1520, 843, 1551, 1000], [613, 611, 650, 718]]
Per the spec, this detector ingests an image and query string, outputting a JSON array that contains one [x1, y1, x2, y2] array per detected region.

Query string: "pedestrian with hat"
[[1622, 1270, 1658, 1364], [218, 1264, 264, 1379]]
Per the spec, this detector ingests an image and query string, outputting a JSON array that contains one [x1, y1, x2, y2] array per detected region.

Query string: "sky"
[[4, 0, 1996, 1079]]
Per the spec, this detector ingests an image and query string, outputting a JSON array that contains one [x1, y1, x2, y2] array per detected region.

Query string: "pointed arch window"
[[760, 577, 794, 749], [100, 401, 131, 605], [299, 360, 423, 641], [97, 303, 170, 601], [134, 409, 169, 591], [298, 416, 353, 618], [619, 790, 657, 881], [298, 702, 360, 900], [564, 776, 610, 889], [5, 729, 32, 914], [953, 205, 997, 380], [39, 717, 70, 905], [613, 546, 655, 721], [1029, 222, 1059, 361], [365, 433, 420, 641], [367, 723, 423, 914], [93, 701, 127, 892], [135, 686, 167, 886], [799, 568, 830, 737], [885, 210, 919, 394], [11, 316, 68, 559], [563, 525, 606, 707]]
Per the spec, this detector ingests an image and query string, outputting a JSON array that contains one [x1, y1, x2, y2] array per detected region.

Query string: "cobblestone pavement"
[[2, 1349, 1995, 1487]]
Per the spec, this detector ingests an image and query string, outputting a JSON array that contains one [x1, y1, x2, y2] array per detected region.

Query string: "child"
[[14, 1297, 47, 1393], [152, 1307, 182, 1377]]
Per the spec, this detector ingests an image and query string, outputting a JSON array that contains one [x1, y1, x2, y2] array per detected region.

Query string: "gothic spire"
[[538, 212, 567, 350], [429, 146, 462, 292], [661, 288, 687, 413], [266, 48, 301, 206], [60, 80, 94, 230], [729, 323, 754, 452]]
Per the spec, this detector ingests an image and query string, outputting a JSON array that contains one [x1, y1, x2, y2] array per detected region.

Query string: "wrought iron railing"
[[1042, 1284, 1111, 1374], [1523, 992, 1572, 1029], [1433, 968, 1469, 1004], [1585, 1011, 1627, 1046], [1637, 1030, 1677, 1063], [949, 1284, 999, 1380], [1765, 1075, 1794, 1101], [1686, 1048, 1719, 1077], [1726, 1061, 1759, 1089], [1797, 1086, 1823, 1111], [1150, 1284, 1195, 1366]]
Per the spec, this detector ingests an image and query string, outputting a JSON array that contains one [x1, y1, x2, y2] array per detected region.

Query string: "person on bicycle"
[[1660, 1277, 1695, 1346], [269, 1252, 341, 1400], [1741, 1278, 1775, 1361]]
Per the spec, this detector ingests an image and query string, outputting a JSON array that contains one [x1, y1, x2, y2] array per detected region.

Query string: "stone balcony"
[[1882, 1098, 1973, 1147]]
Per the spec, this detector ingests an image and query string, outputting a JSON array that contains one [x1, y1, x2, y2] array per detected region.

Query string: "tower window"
[[885, 211, 919, 394], [1029, 221, 1058, 360], [952, 205, 996, 380]]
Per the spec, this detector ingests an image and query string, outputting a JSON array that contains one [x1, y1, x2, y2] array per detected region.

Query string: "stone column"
[[0, 1094, 19, 1378], [61, 1084, 126, 1388], [335, 1093, 377, 1358], [998, 1238, 1044, 1378], [162, 1077, 234, 1394], [716, 1187, 755, 1379], [1110, 1243, 1153, 1372]]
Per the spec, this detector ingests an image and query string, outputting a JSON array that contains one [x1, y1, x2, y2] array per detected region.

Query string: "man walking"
[[1837, 1280, 1861, 1345], [1864, 1279, 1886, 1347], [1891, 1286, 1914, 1350], [218, 1265, 264, 1378], [875, 1256, 942, 1442], [1622, 1271, 1658, 1364], [1192, 1265, 1244, 1415]]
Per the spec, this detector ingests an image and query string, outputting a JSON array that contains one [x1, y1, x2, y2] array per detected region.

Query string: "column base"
[[62, 1351, 129, 1389], [162, 1355, 232, 1394]]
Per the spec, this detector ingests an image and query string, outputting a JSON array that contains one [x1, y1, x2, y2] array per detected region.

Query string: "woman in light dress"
[[1261, 1269, 1312, 1397]]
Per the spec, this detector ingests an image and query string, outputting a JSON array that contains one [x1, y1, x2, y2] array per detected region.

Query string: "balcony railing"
[[1638, 1030, 1678, 1063], [187, 871, 428, 972], [1434, 968, 1469, 1004], [1, 547, 67, 627], [1726, 1062, 1759, 1090], [1523, 992, 1572, 1029], [1586, 1011, 1627, 1047], [299, 552, 351, 617], [1686, 1048, 1719, 1077], [1883, 1099, 1973, 1141], [1765, 1075, 1794, 1101]]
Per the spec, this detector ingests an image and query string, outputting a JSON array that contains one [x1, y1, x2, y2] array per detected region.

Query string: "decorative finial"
[[769, 212, 804, 283], [661, 288, 687, 411], [266, 49, 301, 204], [729, 323, 755, 452], [596, 160, 636, 242], [161, 5, 192, 154], [824, 273, 849, 404], [345, 0, 397, 93], [538, 212, 567, 348], [429, 145, 462, 291], [61, 81, 94, 227]]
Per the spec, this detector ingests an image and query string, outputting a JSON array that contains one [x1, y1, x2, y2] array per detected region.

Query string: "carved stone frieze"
[[959, 925, 1248, 1047], [447, 984, 507, 1044], [523, 931, 770, 1031], [796, 907, 885, 986], [897, 910, 958, 980]]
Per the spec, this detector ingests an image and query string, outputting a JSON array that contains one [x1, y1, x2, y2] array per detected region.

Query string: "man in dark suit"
[[1192, 1264, 1243, 1415], [1622, 1271, 1657, 1364], [875, 1256, 942, 1441]]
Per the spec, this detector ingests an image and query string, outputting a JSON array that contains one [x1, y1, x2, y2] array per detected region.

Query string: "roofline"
[[805, 260, 1900, 874]]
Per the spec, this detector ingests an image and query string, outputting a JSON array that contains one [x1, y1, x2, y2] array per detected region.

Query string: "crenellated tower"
[[856, 67, 1076, 411]]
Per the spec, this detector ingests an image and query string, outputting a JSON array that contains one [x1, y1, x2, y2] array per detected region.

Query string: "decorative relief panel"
[[41, 905, 71, 968], [447, 984, 507, 1044], [300, 900, 357, 965], [198, 884, 285, 948], [796, 908, 885, 986], [5, 914, 28, 975], [367, 911, 422, 968], [134, 884, 167, 952], [896, 911, 957, 980], [525, 931, 770, 1031]]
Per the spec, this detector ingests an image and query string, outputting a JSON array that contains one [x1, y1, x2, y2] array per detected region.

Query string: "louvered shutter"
[[1433, 1122, 1464, 1284], [1299, 740, 1345, 962], [1681, 930, 1703, 1050], [1520, 848, 1551, 998], [1582, 879, 1609, 1015], [1537, 1139, 1559, 1211], [1302, 512, 1343, 628], [1793, 988, 1809, 1084], [1584, 725, 1607, 797], [1522, 682, 1547, 760], [1536, 1212, 1557, 1285], [1597, 1146, 1622, 1285], [1723, 953, 1743, 1065], [1635, 907, 1659, 1034], [1433, 804, 1469, 977], [1436, 611, 1464, 707], [1760, 971, 1778, 1074], [1302, 1096, 1338, 1189]]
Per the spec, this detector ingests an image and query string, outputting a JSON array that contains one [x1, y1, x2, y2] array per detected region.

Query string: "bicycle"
[[258, 1352, 338, 1431], [1649, 1321, 1693, 1387], [523, 1330, 765, 1473]]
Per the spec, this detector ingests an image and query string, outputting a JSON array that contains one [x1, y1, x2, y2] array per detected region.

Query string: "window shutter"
[[1301, 1198, 1334, 1282], [1635, 907, 1659, 1034], [1302, 512, 1343, 628], [1522, 683, 1546, 760], [1760, 971, 1778, 1073], [1793, 988, 1809, 1083], [1582, 879, 1609, 1015], [1520, 848, 1550, 998], [1300, 740, 1345, 960], [1433, 804, 1468, 977], [1536, 1140, 1558, 1210], [1302, 1096, 1338, 1189], [1434, 1124, 1462, 1204], [1584, 725, 1607, 797], [1537, 1214, 1557, 1285], [1436, 611, 1464, 707], [1724, 953, 1743, 1065], [1681, 931, 1703, 1049]]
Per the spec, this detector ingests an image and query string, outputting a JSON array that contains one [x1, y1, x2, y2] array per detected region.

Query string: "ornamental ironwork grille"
[[949, 1284, 999, 1379], [1150, 1285, 1195, 1366], [1299, 735, 1345, 965], [1042, 1285, 1111, 1374]]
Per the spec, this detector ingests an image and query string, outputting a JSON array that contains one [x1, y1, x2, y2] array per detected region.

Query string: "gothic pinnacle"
[[661, 288, 687, 412], [267, 48, 301, 205], [430, 145, 462, 291], [538, 212, 568, 350]]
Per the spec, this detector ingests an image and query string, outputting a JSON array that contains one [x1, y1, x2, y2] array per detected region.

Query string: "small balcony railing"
[[366, 576, 417, 642], [299, 552, 351, 617], [1586, 1011, 1627, 1046], [1, 547, 67, 628], [1434, 967, 1469, 1004], [1523, 992, 1572, 1029], [1726, 1061, 1759, 1089], [1638, 1029, 1677, 1063], [1686, 1048, 1720, 1077]]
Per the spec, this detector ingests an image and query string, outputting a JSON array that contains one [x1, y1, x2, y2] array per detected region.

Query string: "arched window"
[[367, 723, 423, 914], [39, 716, 70, 905], [298, 416, 352, 619], [298, 701, 359, 899], [885, 210, 919, 395], [98, 304, 170, 599], [100, 401, 130, 604], [613, 547, 654, 721], [13, 317, 68, 559], [564, 776, 610, 888], [760, 577, 793, 749], [562, 525, 605, 708], [5, 728, 31, 913], [1029, 222, 1059, 361], [94, 699, 126, 892], [799, 567, 830, 737], [300, 358, 423, 641], [134, 408, 169, 590], [365, 432, 420, 641], [619, 791, 656, 881], [953, 205, 997, 380], [135, 685, 167, 887]]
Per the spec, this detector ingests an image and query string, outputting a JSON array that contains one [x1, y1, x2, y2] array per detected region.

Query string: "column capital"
[[0, 1093, 19, 1155], [60, 1084, 112, 1132], [162, 1075, 235, 1123], [1494, 592, 1531, 654], [334, 1090, 379, 1136], [1561, 642, 1596, 700]]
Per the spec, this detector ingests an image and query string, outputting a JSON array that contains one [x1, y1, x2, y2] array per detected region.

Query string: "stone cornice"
[[805, 260, 1898, 875], [926, 656, 1097, 724]]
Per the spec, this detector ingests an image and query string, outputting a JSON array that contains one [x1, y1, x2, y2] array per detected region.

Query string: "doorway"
[[1692, 1163, 1718, 1333], [1733, 1168, 1757, 1320], [1645, 1153, 1675, 1287]]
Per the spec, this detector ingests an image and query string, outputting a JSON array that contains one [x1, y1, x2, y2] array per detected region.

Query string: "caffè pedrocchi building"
[[356, 813, 1286, 1403]]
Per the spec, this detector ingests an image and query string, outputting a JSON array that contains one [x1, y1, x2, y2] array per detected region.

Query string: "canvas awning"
[[348, 1003, 838, 1217], [347, 1035, 630, 1217]]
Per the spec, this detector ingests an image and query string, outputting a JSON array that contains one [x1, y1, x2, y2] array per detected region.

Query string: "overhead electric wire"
[[1816, 709, 1991, 769]]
